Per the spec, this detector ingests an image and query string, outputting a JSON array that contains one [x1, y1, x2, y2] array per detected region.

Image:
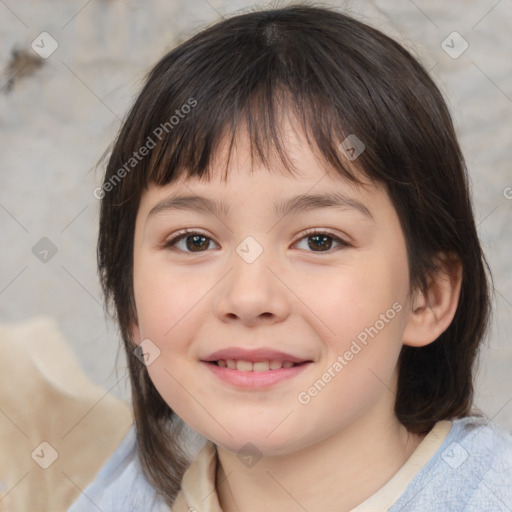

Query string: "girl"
[[69, 5, 512, 511]]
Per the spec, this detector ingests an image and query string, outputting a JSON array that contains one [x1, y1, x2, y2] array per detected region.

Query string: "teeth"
[[270, 359, 283, 370], [215, 359, 298, 371], [236, 360, 253, 372], [252, 361, 270, 372]]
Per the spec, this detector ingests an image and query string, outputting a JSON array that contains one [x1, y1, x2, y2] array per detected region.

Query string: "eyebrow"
[[146, 192, 374, 222]]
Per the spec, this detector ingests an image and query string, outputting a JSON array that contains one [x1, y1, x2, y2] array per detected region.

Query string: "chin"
[[208, 423, 306, 457]]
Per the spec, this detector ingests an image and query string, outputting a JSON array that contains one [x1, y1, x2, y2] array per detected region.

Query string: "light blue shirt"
[[67, 416, 512, 511]]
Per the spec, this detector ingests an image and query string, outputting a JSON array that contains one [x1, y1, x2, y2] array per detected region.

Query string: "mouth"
[[201, 348, 313, 388], [207, 359, 309, 372], [202, 360, 312, 389]]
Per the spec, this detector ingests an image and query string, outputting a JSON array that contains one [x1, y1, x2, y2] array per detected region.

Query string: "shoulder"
[[66, 426, 171, 512], [453, 416, 512, 509], [392, 416, 512, 511]]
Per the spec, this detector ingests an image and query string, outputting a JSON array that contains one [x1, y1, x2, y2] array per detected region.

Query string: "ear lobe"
[[403, 253, 462, 348]]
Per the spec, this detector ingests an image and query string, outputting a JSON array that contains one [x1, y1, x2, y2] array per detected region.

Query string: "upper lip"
[[202, 348, 310, 363]]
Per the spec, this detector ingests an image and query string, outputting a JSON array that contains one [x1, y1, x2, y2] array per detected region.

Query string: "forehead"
[[138, 153, 385, 229]]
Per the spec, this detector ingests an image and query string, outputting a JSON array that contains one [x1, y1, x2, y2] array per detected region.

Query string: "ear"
[[403, 253, 462, 347]]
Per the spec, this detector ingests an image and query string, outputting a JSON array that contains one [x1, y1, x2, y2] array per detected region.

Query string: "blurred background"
[[1, 0, 511, 430]]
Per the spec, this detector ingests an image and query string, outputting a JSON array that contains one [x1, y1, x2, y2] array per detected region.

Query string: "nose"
[[213, 249, 291, 327]]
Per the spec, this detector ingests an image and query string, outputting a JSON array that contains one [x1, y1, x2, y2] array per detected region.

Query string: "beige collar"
[[173, 439, 221, 512], [173, 420, 452, 512], [349, 420, 452, 511]]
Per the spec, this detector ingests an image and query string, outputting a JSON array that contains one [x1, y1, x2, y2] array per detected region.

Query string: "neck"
[[215, 397, 426, 512]]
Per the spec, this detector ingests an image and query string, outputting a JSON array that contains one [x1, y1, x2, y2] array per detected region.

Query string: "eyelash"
[[162, 228, 349, 254]]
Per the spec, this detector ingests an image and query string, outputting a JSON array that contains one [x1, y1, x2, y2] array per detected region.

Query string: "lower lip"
[[202, 361, 312, 389]]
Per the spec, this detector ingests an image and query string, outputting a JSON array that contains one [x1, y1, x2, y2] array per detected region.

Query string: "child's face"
[[132, 123, 414, 455]]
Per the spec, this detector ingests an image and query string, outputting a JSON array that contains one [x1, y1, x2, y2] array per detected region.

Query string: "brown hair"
[[97, 4, 491, 507]]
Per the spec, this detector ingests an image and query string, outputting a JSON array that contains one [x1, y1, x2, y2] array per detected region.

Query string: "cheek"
[[133, 261, 210, 426], [133, 256, 207, 340], [299, 258, 407, 346], [294, 252, 409, 399], [294, 272, 406, 432]]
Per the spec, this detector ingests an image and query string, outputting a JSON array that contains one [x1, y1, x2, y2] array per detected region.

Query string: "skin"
[[131, 120, 462, 512]]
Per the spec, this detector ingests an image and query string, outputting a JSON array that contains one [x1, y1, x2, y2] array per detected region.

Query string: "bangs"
[[129, 60, 367, 189], [150, 87, 364, 186]]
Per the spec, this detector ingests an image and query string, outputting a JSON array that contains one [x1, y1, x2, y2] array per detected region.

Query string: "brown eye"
[[164, 232, 218, 252], [294, 231, 348, 252], [185, 235, 210, 251], [307, 234, 333, 251]]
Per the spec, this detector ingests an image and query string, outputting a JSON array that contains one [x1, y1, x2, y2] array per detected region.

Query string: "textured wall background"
[[1, 0, 511, 429]]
